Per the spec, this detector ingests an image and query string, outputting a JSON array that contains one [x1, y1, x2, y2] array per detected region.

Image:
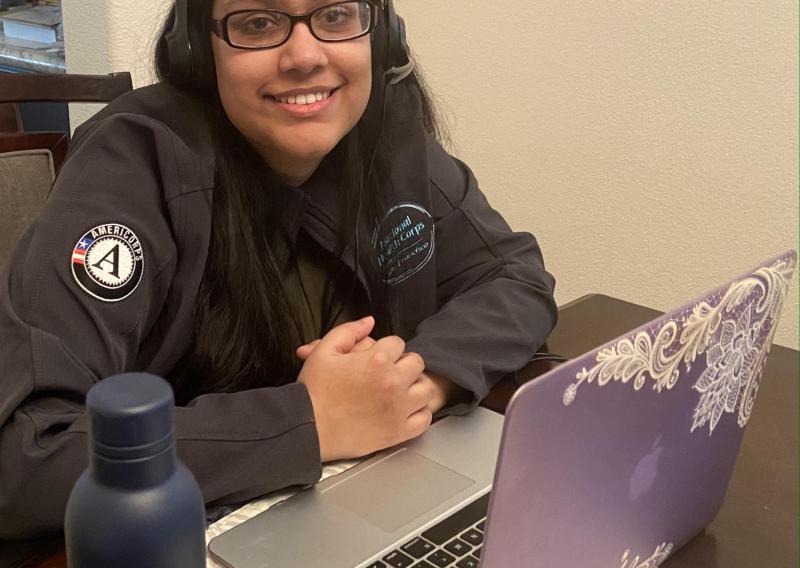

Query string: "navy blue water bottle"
[[65, 373, 206, 567]]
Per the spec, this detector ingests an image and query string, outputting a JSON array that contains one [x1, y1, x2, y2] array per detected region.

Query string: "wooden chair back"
[[0, 72, 133, 133], [0, 72, 133, 270]]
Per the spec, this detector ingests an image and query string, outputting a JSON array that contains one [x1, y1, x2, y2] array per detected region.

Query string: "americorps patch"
[[372, 203, 435, 285], [71, 223, 144, 302]]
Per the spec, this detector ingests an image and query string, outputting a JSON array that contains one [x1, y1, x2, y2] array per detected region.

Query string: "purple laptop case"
[[481, 251, 797, 567]]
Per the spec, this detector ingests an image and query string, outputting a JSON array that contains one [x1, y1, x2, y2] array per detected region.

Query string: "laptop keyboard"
[[367, 493, 490, 568]]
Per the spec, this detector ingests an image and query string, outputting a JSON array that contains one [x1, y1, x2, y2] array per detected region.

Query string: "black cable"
[[530, 352, 570, 363], [327, 80, 392, 328]]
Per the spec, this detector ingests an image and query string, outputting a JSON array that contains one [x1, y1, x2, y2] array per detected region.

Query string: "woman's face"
[[211, 0, 373, 183]]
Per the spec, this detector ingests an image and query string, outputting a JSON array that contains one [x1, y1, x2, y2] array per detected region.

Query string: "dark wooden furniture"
[[0, 71, 132, 172], [0, 72, 134, 271], [0, 72, 133, 106], [1, 294, 796, 567], [0, 72, 133, 134], [0, 132, 68, 173], [0, 105, 21, 133]]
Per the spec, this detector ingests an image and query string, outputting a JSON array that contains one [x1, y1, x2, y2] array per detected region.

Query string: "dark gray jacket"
[[0, 84, 556, 538]]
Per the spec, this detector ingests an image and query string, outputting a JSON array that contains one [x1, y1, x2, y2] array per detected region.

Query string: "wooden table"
[[2, 294, 797, 567]]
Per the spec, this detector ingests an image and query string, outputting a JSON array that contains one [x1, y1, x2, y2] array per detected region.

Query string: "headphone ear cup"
[[382, 1, 414, 84], [383, 0, 403, 68], [390, 15, 410, 68], [165, 0, 194, 82]]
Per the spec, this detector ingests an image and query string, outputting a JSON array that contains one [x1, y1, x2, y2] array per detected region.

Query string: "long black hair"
[[154, 0, 445, 402]]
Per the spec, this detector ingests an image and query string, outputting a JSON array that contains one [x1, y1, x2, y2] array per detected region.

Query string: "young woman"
[[0, 0, 557, 538]]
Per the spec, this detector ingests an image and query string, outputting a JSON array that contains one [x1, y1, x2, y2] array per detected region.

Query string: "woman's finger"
[[315, 316, 375, 355], [394, 351, 426, 384], [295, 339, 322, 361], [372, 335, 406, 363], [405, 375, 435, 412], [351, 337, 377, 353]]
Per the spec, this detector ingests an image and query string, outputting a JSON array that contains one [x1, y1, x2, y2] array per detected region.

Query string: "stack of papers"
[[1, 5, 62, 45]]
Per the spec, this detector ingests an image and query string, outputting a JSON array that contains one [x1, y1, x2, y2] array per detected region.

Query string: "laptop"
[[209, 250, 797, 568]]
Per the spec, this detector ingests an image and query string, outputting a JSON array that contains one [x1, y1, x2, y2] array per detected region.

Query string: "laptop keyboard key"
[[368, 563, 388, 568], [443, 538, 472, 557], [473, 546, 482, 559], [476, 520, 486, 531], [426, 550, 457, 567], [401, 537, 436, 558], [460, 528, 483, 546], [409, 562, 436, 568], [457, 556, 480, 568], [421, 494, 491, 545], [383, 550, 414, 568]]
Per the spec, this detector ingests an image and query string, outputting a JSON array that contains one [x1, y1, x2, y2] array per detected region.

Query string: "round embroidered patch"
[[372, 203, 435, 285], [71, 223, 144, 302]]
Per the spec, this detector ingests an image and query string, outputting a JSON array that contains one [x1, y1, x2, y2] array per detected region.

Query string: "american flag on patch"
[[72, 237, 93, 265]]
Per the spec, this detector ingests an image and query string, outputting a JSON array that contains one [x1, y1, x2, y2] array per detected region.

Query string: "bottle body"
[[64, 373, 206, 568], [65, 461, 206, 567]]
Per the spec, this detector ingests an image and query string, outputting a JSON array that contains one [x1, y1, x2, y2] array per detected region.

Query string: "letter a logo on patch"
[[71, 223, 144, 302]]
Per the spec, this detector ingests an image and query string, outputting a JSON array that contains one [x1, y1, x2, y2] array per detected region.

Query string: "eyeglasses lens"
[[227, 2, 373, 49]]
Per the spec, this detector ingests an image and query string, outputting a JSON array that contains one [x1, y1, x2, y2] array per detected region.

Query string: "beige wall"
[[397, 0, 798, 348], [62, 1, 798, 348], [62, 0, 170, 127]]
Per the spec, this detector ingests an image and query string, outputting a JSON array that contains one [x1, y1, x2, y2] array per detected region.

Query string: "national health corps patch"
[[372, 203, 435, 285], [71, 223, 144, 302]]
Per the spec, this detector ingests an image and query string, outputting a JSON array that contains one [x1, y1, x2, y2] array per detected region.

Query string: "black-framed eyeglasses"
[[212, 1, 377, 50]]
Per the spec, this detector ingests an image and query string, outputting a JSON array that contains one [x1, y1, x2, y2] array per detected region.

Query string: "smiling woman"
[[210, 0, 374, 183], [0, 0, 558, 538]]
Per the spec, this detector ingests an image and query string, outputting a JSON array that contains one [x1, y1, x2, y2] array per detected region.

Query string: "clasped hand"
[[296, 317, 445, 463]]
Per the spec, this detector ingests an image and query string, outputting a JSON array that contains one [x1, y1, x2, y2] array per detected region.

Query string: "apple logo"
[[629, 436, 664, 501]]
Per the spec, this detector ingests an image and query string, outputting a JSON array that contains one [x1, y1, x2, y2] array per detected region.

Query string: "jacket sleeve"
[[405, 139, 558, 415], [0, 115, 321, 539]]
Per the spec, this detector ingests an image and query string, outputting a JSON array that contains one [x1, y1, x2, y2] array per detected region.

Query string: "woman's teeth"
[[275, 91, 331, 105]]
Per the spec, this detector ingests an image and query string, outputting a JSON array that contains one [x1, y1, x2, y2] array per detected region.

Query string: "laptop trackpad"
[[324, 450, 475, 533]]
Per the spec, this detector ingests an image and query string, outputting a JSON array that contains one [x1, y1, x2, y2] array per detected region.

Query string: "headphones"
[[164, 0, 414, 85], [163, 0, 194, 81], [381, 0, 415, 85]]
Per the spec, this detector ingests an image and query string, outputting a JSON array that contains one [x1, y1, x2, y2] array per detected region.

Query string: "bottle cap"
[[87, 373, 175, 460]]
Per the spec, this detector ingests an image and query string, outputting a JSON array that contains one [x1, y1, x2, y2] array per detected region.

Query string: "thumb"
[[315, 316, 375, 355]]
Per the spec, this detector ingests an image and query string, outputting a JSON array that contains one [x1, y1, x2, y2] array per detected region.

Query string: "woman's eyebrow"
[[224, 0, 284, 9], [223, 0, 331, 11]]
